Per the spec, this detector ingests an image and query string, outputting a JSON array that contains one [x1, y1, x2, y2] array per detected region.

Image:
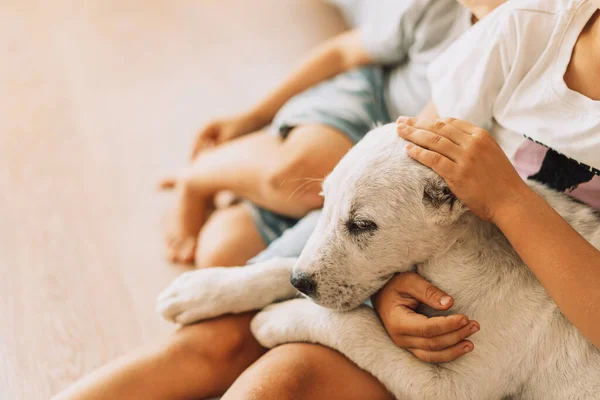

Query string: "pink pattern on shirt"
[[513, 140, 600, 210]]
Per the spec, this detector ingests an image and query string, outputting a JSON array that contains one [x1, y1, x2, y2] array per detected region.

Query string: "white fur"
[[157, 257, 297, 325], [158, 124, 600, 399]]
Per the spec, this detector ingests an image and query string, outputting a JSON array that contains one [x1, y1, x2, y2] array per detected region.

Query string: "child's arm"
[[250, 30, 372, 128], [191, 30, 372, 157], [398, 116, 600, 348]]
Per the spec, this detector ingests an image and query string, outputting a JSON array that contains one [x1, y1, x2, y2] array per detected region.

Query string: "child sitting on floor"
[[161, 0, 473, 267]]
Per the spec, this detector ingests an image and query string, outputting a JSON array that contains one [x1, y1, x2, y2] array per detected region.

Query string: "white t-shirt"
[[428, 0, 600, 209], [359, 0, 472, 118]]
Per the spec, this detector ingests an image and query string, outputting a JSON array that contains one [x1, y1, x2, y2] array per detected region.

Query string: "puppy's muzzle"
[[291, 273, 318, 297]]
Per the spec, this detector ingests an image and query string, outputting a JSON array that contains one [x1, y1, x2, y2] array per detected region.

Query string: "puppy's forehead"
[[325, 132, 409, 193], [324, 159, 402, 221], [322, 124, 436, 221]]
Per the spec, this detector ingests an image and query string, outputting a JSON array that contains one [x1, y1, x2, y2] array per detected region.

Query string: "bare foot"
[[165, 184, 211, 264]]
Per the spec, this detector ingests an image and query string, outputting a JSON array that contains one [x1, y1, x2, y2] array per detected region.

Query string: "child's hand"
[[396, 116, 531, 223], [372, 272, 478, 363], [191, 111, 266, 159]]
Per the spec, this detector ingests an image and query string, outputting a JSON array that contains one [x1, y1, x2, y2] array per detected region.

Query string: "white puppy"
[[158, 124, 600, 399]]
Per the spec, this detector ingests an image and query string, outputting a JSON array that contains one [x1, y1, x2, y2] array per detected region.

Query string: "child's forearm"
[[249, 30, 372, 126], [397, 112, 600, 347], [494, 188, 600, 347]]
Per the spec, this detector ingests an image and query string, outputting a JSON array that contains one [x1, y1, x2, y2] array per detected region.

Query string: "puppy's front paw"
[[251, 299, 329, 348], [156, 267, 245, 325]]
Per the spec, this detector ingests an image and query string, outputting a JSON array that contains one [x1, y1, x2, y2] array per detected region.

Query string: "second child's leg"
[[193, 203, 267, 268], [165, 131, 280, 263], [167, 125, 352, 264]]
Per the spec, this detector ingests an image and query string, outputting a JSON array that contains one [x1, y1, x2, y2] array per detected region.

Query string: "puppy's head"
[[292, 123, 467, 309]]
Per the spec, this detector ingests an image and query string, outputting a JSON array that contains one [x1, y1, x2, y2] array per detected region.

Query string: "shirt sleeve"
[[427, 4, 517, 129], [359, 0, 426, 65]]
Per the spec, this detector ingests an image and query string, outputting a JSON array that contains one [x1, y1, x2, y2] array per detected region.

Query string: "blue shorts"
[[246, 202, 300, 245], [250, 209, 322, 264], [249, 67, 392, 246]]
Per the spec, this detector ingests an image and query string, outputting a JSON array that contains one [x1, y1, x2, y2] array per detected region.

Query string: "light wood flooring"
[[0, 1, 345, 398]]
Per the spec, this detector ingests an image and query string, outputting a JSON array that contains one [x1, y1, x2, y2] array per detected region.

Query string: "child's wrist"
[[245, 108, 271, 130], [490, 183, 539, 228]]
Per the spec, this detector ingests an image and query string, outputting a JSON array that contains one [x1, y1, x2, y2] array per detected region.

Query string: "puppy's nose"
[[291, 273, 318, 297]]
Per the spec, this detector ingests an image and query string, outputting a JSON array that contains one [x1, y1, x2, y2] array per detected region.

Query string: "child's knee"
[[178, 168, 199, 193], [161, 316, 256, 368], [267, 157, 324, 210], [238, 344, 323, 400], [176, 164, 212, 197], [233, 344, 392, 400]]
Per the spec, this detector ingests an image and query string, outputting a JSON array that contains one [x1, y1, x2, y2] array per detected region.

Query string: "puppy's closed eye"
[[346, 219, 378, 235]]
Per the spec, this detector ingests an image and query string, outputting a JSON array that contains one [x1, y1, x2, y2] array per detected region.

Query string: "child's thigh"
[[273, 124, 354, 183], [223, 343, 394, 400], [195, 204, 267, 268]]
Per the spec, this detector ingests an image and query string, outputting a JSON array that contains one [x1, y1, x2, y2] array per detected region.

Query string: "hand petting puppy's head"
[[292, 123, 467, 310]]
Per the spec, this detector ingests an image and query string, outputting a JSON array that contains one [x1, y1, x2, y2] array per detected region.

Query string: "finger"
[[398, 273, 454, 310], [398, 116, 468, 146], [444, 118, 488, 136], [390, 307, 469, 338], [398, 320, 480, 351], [191, 139, 210, 160], [158, 177, 176, 190], [397, 123, 462, 162], [409, 340, 474, 363], [191, 135, 217, 160], [405, 143, 456, 176]]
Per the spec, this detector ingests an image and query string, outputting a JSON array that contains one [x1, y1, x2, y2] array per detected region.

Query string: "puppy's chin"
[[309, 294, 366, 311]]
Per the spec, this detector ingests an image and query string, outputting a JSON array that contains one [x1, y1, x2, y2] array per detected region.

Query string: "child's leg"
[[223, 343, 394, 400], [193, 203, 267, 268], [53, 313, 264, 400], [165, 131, 279, 263], [167, 125, 352, 263]]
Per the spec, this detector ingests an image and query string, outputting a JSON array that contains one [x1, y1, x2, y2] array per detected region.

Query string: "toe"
[[165, 239, 179, 262], [167, 237, 196, 264], [179, 238, 196, 264]]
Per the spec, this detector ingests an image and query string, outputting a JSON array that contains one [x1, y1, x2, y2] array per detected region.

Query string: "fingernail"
[[405, 143, 414, 150], [470, 324, 479, 333], [397, 116, 408, 122], [461, 318, 469, 327], [464, 344, 473, 353], [440, 296, 452, 306], [397, 123, 407, 130]]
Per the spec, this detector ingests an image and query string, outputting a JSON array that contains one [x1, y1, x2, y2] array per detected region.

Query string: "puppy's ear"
[[423, 176, 466, 224]]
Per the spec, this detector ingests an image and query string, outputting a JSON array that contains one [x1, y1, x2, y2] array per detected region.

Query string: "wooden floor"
[[0, 1, 345, 398]]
